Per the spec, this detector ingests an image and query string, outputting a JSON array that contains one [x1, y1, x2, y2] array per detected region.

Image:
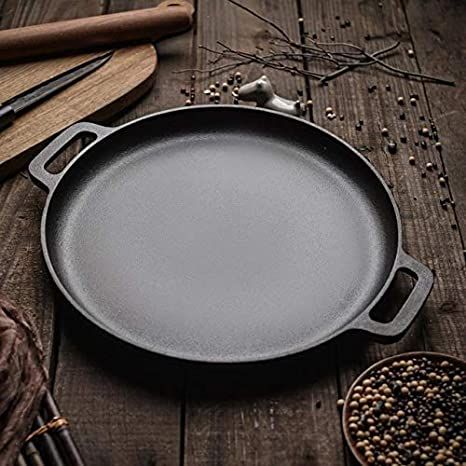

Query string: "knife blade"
[[0, 51, 113, 132]]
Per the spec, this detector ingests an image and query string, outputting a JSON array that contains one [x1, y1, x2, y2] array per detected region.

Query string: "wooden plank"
[[0, 0, 104, 363], [183, 2, 344, 465], [51, 1, 195, 465], [403, 0, 466, 235], [300, 0, 466, 444]]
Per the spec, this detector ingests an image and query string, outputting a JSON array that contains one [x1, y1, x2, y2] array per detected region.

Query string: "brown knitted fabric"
[[0, 296, 48, 466]]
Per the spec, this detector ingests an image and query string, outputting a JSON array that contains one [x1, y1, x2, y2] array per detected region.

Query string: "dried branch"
[[174, 0, 455, 87], [320, 41, 400, 83]]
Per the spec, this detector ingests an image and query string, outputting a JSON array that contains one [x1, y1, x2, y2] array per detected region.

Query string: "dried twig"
[[174, 0, 455, 86], [320, 41, 401, 83]]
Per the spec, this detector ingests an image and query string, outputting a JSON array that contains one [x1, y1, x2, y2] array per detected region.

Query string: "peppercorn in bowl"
[[342, 352, 465, 465]]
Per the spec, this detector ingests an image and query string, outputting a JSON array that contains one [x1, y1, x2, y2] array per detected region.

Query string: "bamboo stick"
[[22, 442, 45, 466], [33, 414, 66, 466], [42, 391, 86, 466], [16, 453, 28, 466]]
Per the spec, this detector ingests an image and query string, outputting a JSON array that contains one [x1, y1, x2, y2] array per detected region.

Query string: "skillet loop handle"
[[351, 250, 433, 338], [28, 122, 113, 192]]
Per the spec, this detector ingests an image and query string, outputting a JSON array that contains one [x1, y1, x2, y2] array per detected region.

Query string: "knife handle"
[[0, 106, 15, 131], [0, 0, 194, 62]]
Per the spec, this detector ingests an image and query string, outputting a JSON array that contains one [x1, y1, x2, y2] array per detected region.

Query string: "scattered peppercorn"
[[399, 112, 406, 120], [409, 156, 416, 165], [435, 142, 442, 151], [381, 127, 389, 137], [221, 82, 228, 92], [410, 97, 417, 106], [387, 141, 397, 154], [397, 96, 405, 105], [400, 136, 407, 143], [234, 72, 242, 83], [227, 75, 234, 85], [426, 162, 434, 170], [421, 127, 430, 136], [407, 49, 415, 57], [184, 99, 192, 106]]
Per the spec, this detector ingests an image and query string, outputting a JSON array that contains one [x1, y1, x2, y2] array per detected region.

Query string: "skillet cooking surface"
[[44, 107, 399, 362]]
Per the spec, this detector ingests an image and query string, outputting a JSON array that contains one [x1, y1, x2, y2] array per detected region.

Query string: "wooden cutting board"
[[0, 44, 157, 180]]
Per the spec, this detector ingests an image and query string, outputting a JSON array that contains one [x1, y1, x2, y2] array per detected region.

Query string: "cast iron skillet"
[[29, 106, 433, 363]]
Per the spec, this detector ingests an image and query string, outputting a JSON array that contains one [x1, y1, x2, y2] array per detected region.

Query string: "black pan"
[[29, 106, 433, 363]]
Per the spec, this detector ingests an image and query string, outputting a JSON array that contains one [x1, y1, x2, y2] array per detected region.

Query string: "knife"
[[0, 51, 113, 132]]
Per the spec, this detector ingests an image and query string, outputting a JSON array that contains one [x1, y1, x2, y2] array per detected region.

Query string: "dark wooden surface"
[[0, 0, 464, 465]]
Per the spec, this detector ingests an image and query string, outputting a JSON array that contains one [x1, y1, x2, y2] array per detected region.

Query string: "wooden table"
[[1, 1, 464, 465]]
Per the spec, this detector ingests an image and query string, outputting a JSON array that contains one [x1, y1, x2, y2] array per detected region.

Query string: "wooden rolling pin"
[[0, 0, 194, 62]]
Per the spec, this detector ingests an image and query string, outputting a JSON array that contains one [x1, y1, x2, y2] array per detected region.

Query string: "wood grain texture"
[[50, 1, 195, 464], [184, 2, 344, 465], [302, 0, 465, 355], [299, 7, 466, 466], [0, 0, 464, 465], [0, 44, 157, 179], [0, 0, 105, 367], [403, 0, 466, 234]]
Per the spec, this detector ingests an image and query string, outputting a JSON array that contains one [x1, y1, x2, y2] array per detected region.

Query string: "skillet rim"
[[38, 105, 403, 363]]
